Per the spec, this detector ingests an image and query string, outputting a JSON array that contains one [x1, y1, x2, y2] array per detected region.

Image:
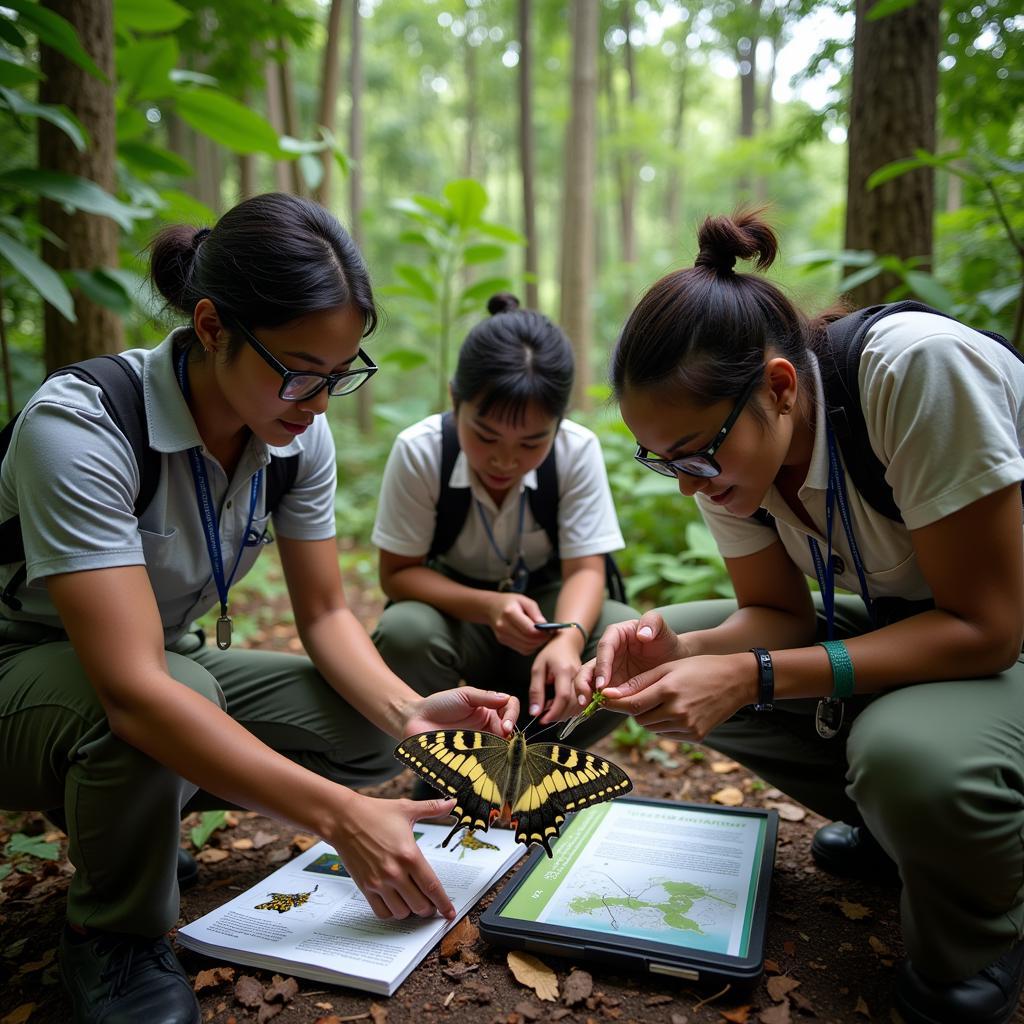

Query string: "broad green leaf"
[[458, 276, 513, 306], [903, 271, 953, 309], [0, 53, 40, 87], [792, 248, 876, 269], [409, 194, 453, 223], [866, 0, 919, 20], [0, 169, 150, 229], [152, 187, 216, 225], [118, 140, 191, 177], [68, 268, 134, 314], [0, 19, 27, 48], [0, 863, 11, 882], [478, 220, 526, 244], [462, 242, 506, 265], [395, 263, 437, 303], [443, 178, 487, 229], [978, 283, 1021, 315], [175, 88, 279, 155], [189, 809, 229, 851], [114, 105, 148, 141], [0, 229, 75, 321], [5, 831, 62, 861], [3, 0, 103, 78], [169, 68, 217, 87], [837, 264, 884, 293], [0, 86, 86, 150], [115, 0, 190, 32], [117, 36, 178, 101], [298, 152, 323, 191], [381, 347, 429, 371], [398, 229, 435, 250], [866, 158, 926, 190]]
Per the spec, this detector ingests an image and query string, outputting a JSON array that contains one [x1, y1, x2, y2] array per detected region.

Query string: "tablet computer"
[[479, 796, 778, 986]]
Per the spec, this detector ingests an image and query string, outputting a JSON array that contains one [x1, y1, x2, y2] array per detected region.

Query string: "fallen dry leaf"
[[839, 900, 872, 921], [441, 962, 479, 980], [765, 802, 807, 822], [234, 975, 264, 1008], [195, 848, 230, 864], [720, 1006, 750, 1023], [644, 993, 673, 1006], [17, 949, 55, 975], [193, 965, 235, 991], [263, 975, 298, 1003], [868, 936, 892, 956], [256, 1003, 283, 1024], [562, 968, 593, 1007], [231, 838, 254, 851], [507, 950, 559, 1002], [766, 976, 801, 1002], [759, 1002, 792, 1024], [763, 959, 782, 974], [291, 833, 317, 852], [314, 1003, 334, 1011], [711, 759, 741, 774], [313, 1017, 343, 1024], [855, 995, 871, 1017], [440, 916, 479, 959], [369, 1003, 388, 1024], [711, 786, 745, 806], [782, 940, 796, 955], [790, 990, 815, 1014], [1, 1004, 36, 1024], [252, 831, 279, 850]]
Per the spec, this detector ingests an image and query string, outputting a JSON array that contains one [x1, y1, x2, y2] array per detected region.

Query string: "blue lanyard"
[[475, 490, 527, 586], [807, 424, 874, 639], [175, 349, 261, 649]]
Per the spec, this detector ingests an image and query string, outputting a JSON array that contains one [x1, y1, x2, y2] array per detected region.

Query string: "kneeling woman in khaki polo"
[[372, 293, 636, 750]]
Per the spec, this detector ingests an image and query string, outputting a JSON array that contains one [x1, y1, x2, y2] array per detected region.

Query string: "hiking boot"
[[810, 822, 900, 883], [177, 848, 199, 891], [59, 925, 200, 1024], [894, 939, 1024, 1024]]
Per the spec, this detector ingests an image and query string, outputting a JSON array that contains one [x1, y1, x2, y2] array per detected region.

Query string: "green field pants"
[[657, 595, 1024, 982], [373, 581, 637, 747], [0, 621, 401, 937]]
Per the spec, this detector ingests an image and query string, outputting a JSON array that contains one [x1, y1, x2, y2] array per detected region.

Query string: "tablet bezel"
[[479, 796, 779, 985]]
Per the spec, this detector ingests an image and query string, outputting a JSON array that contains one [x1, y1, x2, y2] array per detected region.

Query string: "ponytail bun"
[[694, 209, 778, 275], [149, 224, 207, 314], [487, 292, 521, 316]]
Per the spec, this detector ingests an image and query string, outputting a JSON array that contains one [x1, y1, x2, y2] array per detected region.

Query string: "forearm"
[[681, 604, 817, 658], [383, 564, 494, 623], [554, 562, 605, 638]]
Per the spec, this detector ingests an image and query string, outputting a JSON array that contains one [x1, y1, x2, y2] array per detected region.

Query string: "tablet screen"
[[495, 798, 773, 959]]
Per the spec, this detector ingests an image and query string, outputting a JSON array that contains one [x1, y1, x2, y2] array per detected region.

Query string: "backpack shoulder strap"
[[428, 411, 472, 559], [526, 443, 559, 555], [265, 454, 299, 515]]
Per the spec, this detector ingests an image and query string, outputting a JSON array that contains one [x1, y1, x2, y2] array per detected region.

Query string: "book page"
[[499, 802, 768, 958], [178, 823, 524, 991]]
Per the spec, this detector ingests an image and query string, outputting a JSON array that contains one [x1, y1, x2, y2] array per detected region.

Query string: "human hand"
[[486, 592, 547, 655], [331, 792, 457, 920], [529, 629, 586, 725], [573, 611, 685, 706], [403, 686, 520, 739], [600, 652, 755, 742]]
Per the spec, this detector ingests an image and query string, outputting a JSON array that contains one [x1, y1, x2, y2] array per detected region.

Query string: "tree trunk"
[[665, 61, 688, 241], [279, 39, 304, 196], [559, 0, 597, 411], [844, 0, 939, 306], [616, 1, 637, 267], [38, 0, 121, 368], [517, 0, 538, 309], [349, 0, 372, 434], [735, 0, 761, 201], [264, 54, 291, 193], [315, 0, 345, 208], [464, 37, 478, 180], [194, 132, 221, 212]]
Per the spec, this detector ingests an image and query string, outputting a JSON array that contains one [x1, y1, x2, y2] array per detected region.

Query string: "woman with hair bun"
[[0, 193, 519, 1024], [372, 294, 635, 749], [576, 210, 1024, 1024]]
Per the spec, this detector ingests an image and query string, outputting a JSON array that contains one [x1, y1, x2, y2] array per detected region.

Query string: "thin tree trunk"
[[517, 0, 538, 308], [264, 54, 291, 193], [315, 0, 345, 208], [560, 0, 597, 411], [279, 39, 304, 196], [349, 0, 371, 434], [735, 0, 761, 200], [844, 0, 939, 306], [194, 132, 221, 212], [617, 1, 637, 266], [38, 0, 121, 368], [665, 61, 688, 241], [464, 37, 478, 180]]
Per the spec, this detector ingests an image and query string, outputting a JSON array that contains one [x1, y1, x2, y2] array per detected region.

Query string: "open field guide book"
[[177, 823, 526, 996]]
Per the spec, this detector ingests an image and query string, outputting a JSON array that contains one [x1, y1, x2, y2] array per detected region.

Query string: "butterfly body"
[[395, 729, 632, 857]]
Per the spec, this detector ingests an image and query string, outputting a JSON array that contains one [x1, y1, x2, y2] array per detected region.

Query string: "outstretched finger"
[[573, 659, 597, 705], [408, 851, 455, 919], [592, 620, 638, 690], [601, 665, 669, 709]]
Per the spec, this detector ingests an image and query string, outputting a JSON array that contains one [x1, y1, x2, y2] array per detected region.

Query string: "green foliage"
[[189, 810, 229, 851], [611, 716, 655, 750], [4, 831, 61, 862]]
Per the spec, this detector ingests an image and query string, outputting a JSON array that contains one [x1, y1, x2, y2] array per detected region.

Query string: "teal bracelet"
[[817, 640, 855, 698]]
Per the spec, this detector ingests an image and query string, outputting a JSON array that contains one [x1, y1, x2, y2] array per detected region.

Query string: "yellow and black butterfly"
[[395, 730, 632, 857], [254, 883, 318, 913]]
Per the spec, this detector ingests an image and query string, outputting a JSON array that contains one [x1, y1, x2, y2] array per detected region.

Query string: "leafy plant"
[[189, 810, 229, 851], [611, 716, 655, 750], [1, 830, 62, 880]]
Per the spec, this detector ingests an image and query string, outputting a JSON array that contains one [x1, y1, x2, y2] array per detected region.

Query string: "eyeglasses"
[[230, 317, 378, 401], [634, 369, 763, 479]]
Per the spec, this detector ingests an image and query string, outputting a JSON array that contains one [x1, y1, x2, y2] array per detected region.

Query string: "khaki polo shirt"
[[0, 330, 337, 644]]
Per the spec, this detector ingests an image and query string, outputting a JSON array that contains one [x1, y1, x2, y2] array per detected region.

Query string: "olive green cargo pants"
[[0, 621, 400, 937], [657, 595, 1024, 982]]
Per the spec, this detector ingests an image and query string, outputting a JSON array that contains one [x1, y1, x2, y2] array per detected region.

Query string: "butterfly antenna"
[[525, 719, 565, 742]]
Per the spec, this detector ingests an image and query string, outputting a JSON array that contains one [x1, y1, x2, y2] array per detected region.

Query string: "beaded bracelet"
[[817, 639, 855, 698]]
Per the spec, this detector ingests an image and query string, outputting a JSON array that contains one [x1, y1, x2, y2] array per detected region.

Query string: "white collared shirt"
[[697, 311, 1024, 602], [0, 329, 337, 643], [371, 413, 624, 583]]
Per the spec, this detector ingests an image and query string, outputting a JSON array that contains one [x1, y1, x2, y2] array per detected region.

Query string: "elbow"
[[963, 618, 1022, 676]]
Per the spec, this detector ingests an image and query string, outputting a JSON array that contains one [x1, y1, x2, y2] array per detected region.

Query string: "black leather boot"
[[895, 939, 1024, 1024], [59, 926, 200, 1024], [176, 848, 199, 891], [810, 822, 900, 883]]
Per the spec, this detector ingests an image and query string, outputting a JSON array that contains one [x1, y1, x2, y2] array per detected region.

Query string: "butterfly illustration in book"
[[254, 883, 319, 914], [395, 729, 632, 857]]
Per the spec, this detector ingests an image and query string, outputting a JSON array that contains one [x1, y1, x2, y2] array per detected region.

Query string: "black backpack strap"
[[526, 444, 559, 555], [428, 411, 473, 560], [265, 453, 299, 515], [821, 301, 1018, 523]]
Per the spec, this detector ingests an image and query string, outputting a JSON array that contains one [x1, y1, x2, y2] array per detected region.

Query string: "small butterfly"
[[254, 884, 318, 913]]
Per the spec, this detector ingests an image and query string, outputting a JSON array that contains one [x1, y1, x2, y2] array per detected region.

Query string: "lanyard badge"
[[476, 491, 530, 593]]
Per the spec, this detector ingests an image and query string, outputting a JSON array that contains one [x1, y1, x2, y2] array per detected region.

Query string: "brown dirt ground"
[[2, 574, 1022, 1024]]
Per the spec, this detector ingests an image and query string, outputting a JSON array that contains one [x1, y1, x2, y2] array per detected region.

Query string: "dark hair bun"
[[487, 292, 521, 316], [149, 224, 205, 314], [695, 209, 778, 275]]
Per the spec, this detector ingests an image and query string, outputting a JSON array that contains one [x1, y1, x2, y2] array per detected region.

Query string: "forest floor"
[[2, 573, 1022, 1024]]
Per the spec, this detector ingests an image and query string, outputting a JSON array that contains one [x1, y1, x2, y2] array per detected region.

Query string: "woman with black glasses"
[[0, 192, 518, 1024], [575, 210, 1024, 1024]]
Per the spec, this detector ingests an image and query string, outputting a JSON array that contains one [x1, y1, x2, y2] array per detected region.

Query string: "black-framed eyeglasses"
[[634, 368, 764, 479], [230, 317, 378, 401]]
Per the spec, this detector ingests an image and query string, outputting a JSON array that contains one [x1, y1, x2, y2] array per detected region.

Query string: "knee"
[[165, 654, 226, 711], [373, 602, 453, 669]]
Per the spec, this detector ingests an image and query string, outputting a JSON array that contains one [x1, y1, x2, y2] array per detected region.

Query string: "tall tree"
[[38, 0, 120, 368], [614, 0, 638, 267], [844, 0, 939, 306], [349, 0, 371, 434], [278, 37, 304, 196], [314, 0, 345, 207], [560, 0, 598, 411], [264, 49, 291, 192], [517, 0, 538, 309]]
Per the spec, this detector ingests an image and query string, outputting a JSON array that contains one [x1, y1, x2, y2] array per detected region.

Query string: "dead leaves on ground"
[[231, 972, 298, 1021], [507, 950, 559, 1001]]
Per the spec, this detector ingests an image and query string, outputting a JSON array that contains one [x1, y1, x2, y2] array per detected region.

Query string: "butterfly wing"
[[395, 730, 512, 847], [510, 742, 633, 857]]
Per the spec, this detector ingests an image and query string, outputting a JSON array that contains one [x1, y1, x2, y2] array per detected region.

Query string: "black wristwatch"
[[749, 647, 774, 711]]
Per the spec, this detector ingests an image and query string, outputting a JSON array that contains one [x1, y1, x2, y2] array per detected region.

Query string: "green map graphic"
[[567, 877, 736, 934]]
